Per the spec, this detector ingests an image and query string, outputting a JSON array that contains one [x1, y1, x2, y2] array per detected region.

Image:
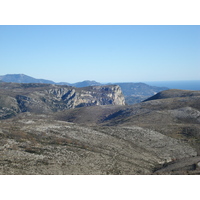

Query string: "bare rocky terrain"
[[0, 83, 200, 175], [0, 115, 198, 175]]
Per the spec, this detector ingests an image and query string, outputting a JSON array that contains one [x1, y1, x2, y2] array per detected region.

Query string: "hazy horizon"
[[1, 73, 200, 84], [1, 73, 200, 91]]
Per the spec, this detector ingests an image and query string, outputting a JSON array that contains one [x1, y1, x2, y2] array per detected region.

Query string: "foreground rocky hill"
[[0, 115, 198, 175], [52, 89, 200, 174], [0, 86, 200, 174], [0, 82, 125, 119]]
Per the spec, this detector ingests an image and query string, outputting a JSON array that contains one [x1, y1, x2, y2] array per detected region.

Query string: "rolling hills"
[[0, 81, 200, 174]]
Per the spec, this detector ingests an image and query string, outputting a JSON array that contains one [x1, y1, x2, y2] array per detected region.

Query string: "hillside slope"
[[0, 116, 197, 175], [144, 89, 200, 101], [51, 89, 200, 174], [0, 82, 125, 119]]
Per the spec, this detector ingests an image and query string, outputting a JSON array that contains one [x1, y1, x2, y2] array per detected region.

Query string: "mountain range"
[[0, 74, 168, 104]]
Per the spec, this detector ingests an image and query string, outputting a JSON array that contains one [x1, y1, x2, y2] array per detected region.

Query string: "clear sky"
[[0, 25, 199, 83]]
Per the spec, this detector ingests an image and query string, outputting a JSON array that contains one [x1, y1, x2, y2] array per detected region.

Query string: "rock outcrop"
[[0, 82, 125, 119]]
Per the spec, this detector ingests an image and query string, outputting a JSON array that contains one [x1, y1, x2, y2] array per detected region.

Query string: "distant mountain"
[[0, 74, 101, 87], [56, 82, 71, 85], [0, 74, 55, 84], [70, 80, 102, 87], [115, 82, 168, 104], [116, 82, 168, 96]]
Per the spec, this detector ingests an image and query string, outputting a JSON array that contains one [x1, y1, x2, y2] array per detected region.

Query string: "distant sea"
[[145, 80, 200, 91]]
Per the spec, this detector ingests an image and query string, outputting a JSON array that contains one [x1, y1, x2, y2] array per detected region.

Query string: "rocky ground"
[[0, 86, 200, 175], [0, 115, 199, 175]]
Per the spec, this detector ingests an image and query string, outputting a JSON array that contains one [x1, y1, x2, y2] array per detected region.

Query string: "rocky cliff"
[[0, 83, 125, 119]]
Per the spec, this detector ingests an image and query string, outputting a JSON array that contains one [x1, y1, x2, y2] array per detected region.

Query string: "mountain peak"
[[0, 74, 55, 84], [71, 80, 102, 87]]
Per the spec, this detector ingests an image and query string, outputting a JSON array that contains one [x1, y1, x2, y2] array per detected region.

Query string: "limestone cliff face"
[[73, 85, 125, 107], [44, 85, 125, 109], [0, 83, 125, 118]]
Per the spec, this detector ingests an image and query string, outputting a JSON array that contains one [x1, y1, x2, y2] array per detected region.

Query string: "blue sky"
[[0, 25, 199, 83]]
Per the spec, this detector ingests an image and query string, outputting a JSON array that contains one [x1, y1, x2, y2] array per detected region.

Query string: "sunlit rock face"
[[0, 82, 125, 119]]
